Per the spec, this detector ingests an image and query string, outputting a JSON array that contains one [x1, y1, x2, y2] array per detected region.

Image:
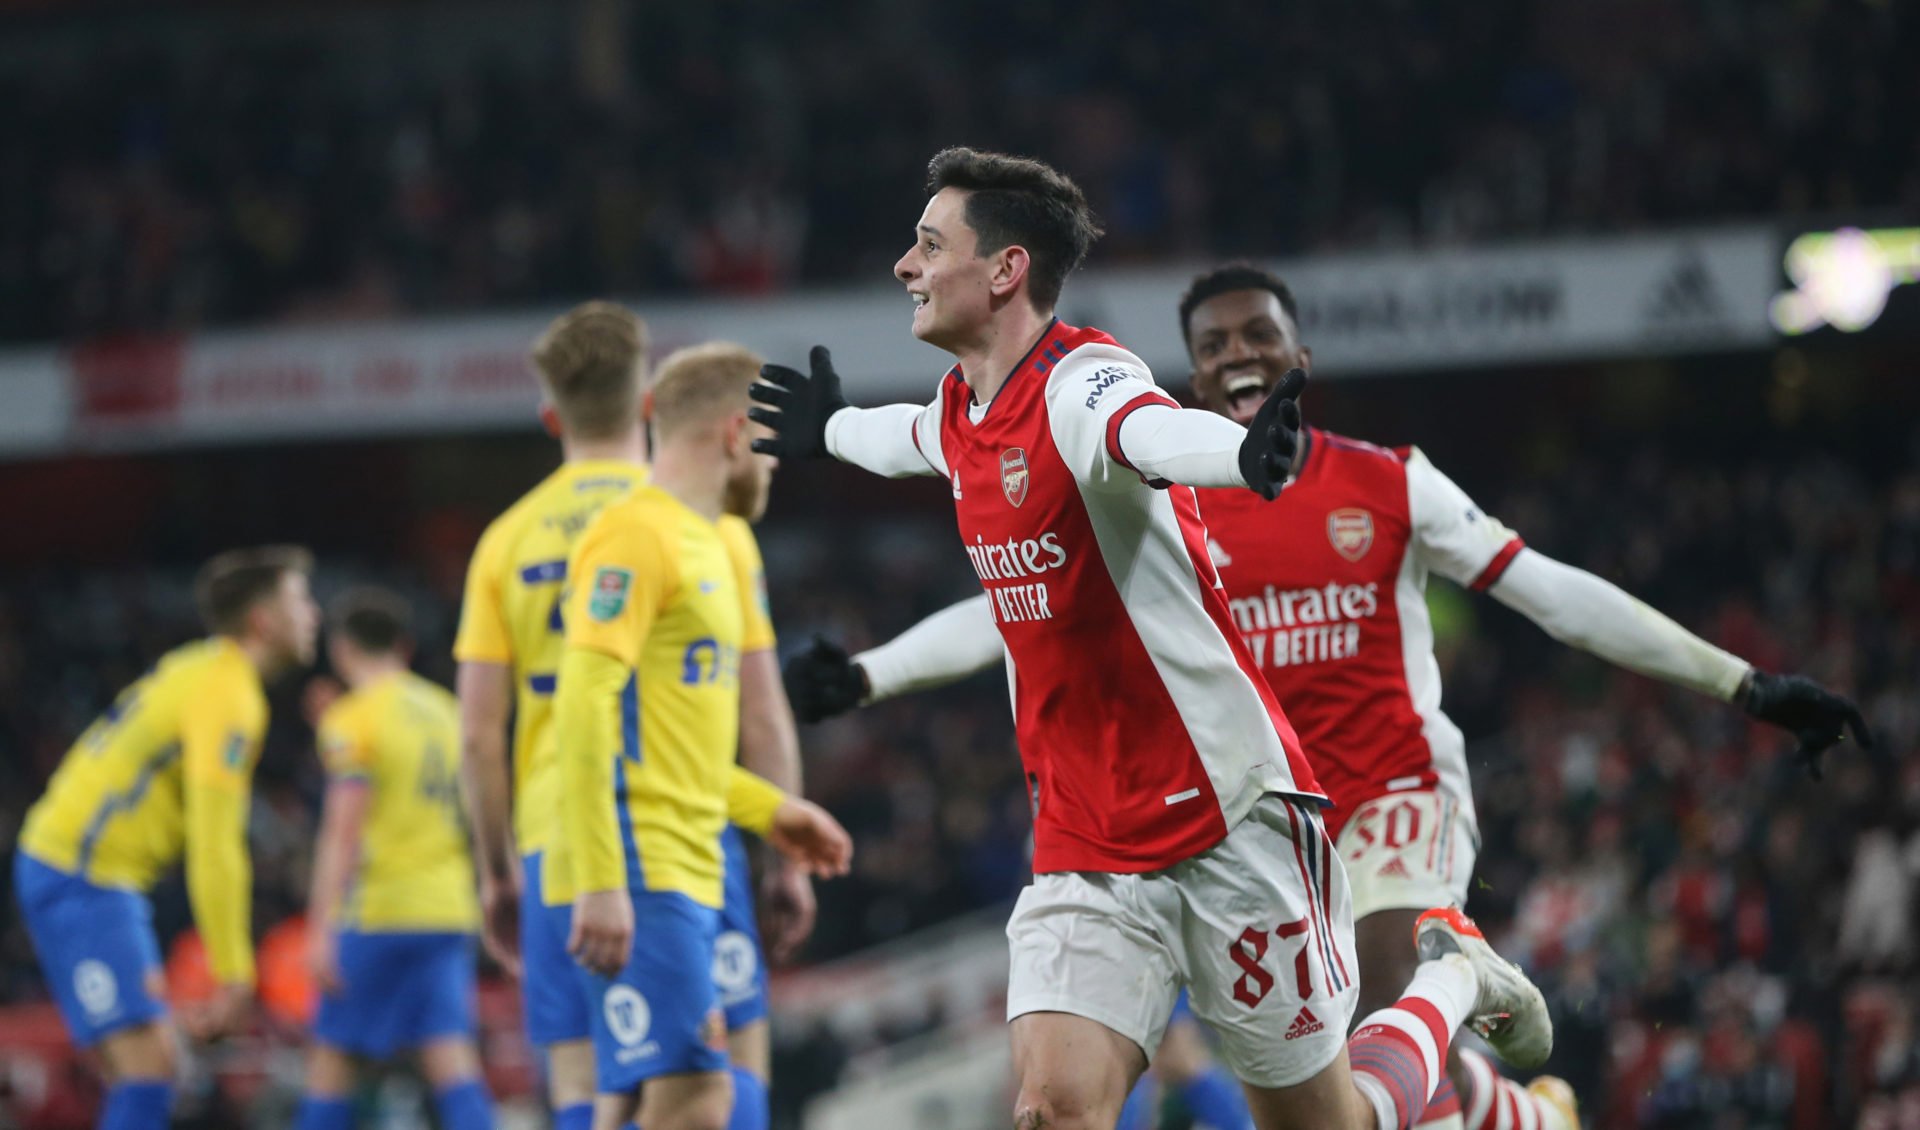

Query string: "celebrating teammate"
[[784, 261, 1876, 1130], [299, 588, 493, 1130], [15, 546, 318, 1130], [554, 343, 852, 1130], [454, 305, 818, 1130], [750, 147, 1550, 1130]]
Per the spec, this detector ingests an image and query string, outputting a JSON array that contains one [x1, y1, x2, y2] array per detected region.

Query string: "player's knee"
[[1012, 1083, 1110, 1130], [547, 1040, 598, 1109], [304, 1043, 357, 1097], [100, 1021, 178, 1082], [1151, 1019, 1211, 1085], [1351, 910, 1424, 1022], [662, 1097, 732, 1130]]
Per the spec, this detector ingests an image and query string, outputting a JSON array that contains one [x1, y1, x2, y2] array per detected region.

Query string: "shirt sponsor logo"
[[1229, 582, 1379, 670], [1082, 365, 1130, 409], [964, 532, 1067, 583], [1001, 447, 1030, 508], [588, 566, 633, 622], [967, 533, 1069, 625], [1327, 509, 1374, 562], [1229, 582, 1379, 631]]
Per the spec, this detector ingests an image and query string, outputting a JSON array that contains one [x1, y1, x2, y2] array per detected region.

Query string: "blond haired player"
[[299, 588, 493, 1130], [15, 546, 318, 1130], [454, 306, 826, 1130], [555, 343, 851, 1130]]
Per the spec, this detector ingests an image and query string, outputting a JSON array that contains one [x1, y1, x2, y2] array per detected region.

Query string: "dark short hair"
[[328, 586, 412, 656], [195, 545, 312, 636], [1178, 262, 1301, 345], [926, 147, 1103, 312]]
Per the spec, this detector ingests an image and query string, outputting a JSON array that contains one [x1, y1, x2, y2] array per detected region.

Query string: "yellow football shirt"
[[453, 460, 643, 856], [453, 459, 778, 862], [318, 671, 479, 933], [19, 638, 267, 985], [551, 486, 773, 909]]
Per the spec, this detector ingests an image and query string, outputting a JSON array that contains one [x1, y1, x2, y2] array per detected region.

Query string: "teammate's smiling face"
[[894, 187, 997, 350], [1186, 289, 1312, 425]]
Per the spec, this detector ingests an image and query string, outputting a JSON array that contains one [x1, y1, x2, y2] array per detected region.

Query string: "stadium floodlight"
[[1770, 226, 1920, 335]]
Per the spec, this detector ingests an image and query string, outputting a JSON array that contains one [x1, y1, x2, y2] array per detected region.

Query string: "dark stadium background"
[[1, 1, 1916, 1128]]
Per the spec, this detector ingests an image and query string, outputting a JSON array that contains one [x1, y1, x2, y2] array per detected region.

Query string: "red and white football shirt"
[[1195, 429, 1524, 839], [902, 320, 1324, 874]]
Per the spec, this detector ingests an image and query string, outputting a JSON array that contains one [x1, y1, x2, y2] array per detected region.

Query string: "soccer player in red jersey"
[[784, 262, 1873, 1130], [751, 149, 1554, 1130]]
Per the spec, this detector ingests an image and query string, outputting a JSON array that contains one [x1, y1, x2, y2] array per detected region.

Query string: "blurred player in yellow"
[[556, 342, 851, 1130], [298, 588, 493, 1130], [454, 305, 821, 1130], [14, 546, 318, 1130]]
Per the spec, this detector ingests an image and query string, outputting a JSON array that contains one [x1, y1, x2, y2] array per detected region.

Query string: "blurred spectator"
[[1, 0, 1917, 344]]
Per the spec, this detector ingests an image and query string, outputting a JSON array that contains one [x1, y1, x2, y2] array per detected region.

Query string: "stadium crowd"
[[0, 419, 1914, 1127], [3, 0, 1916, 344]]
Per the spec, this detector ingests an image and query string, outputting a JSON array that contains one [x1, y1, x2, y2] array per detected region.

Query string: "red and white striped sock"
[[1414, 1074, 1464, 1130], [1349, 957, 1477, 1130], [1457, 1048, 1566, 1130]]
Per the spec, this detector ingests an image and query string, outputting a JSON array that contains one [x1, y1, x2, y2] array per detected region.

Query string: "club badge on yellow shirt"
[[589, 567, 633, 622]]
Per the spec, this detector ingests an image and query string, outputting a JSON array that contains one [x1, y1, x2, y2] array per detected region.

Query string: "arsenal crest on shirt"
[[1001, 447, 1030, 508], [1327, 508, 1374, 561]]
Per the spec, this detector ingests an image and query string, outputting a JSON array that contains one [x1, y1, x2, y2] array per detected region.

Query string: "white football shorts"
[[1333, 788, 1478, 922], [1006, 795, 1359, 1089]]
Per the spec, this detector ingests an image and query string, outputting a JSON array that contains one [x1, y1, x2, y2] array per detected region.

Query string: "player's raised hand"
[[477, 866, 522, 979], [767, 797, 853, 878], [1237, 367, 1307, 500], [750, 345, 850, 460], [568, 889, 634, 978], [760, 861, 818, 964], [783, 636, 869, 723], [1743, 670, 1874, 780]]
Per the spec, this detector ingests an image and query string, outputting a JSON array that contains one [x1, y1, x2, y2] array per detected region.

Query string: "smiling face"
[[1186, 288, 1312, 425], [893, 187, 1001, 351]]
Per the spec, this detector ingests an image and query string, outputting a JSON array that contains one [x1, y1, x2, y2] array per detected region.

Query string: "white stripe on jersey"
[[1046, 350, 1306, 835]]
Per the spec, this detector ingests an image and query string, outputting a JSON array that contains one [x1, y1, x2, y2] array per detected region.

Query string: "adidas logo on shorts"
[[1378, 857, 1413, 880], [1284, 1006, 1325, 1041]]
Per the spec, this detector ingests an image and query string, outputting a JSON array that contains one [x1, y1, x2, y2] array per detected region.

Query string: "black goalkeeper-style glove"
[[751, 345, 850, 461], [1742, 669, 1873, 780], [1237, 368, 1307, 500], [783, 636, 870, 723]]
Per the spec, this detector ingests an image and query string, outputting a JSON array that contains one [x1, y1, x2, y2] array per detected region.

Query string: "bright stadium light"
[[1770, 226, 1920, 335]]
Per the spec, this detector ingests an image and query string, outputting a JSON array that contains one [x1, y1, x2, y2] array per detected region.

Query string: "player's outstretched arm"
[[784, 594, 1002, 723], [1490, 550, 1872, 776], [1105, 369, 1307, 498], [751, 346, 943, 478]]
